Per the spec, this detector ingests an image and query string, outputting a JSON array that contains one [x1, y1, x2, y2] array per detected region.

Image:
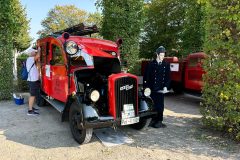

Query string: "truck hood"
[[59, 36, 119, 58]]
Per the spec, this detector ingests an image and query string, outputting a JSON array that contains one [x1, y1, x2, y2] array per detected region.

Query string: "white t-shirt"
[[26, 57, 39, 82]]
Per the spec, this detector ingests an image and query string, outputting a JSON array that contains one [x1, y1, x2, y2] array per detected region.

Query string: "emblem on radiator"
[[120, 84, 133, 91]]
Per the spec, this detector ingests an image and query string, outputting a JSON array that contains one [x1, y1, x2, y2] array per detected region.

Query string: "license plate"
[[123, 104, 134, 111], [122, 111, 136, 119], [121, 117, 139, 126]]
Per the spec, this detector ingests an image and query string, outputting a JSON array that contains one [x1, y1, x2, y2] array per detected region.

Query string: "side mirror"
[[116, 38, 123, 47], [50, 60, 55, 65]]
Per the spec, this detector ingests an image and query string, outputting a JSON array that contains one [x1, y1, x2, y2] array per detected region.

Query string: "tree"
[[140, 0, 205, 58], [96, 0, 144, 73], [180, 0, 205, 55], [0, 0, 31, 100], [12, 3, 32, 52], [201, 0, 240, 141], [38, 5, 102, 37]]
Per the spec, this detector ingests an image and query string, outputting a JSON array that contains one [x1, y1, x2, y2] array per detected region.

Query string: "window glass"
[[188, 57, 204, 67], [70, 50, 93, 66], [52, 44, 64, 65], [40, 45, 46, 64]]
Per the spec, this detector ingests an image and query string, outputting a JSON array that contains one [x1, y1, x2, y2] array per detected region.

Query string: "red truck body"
[[142, 52, 206, 94]]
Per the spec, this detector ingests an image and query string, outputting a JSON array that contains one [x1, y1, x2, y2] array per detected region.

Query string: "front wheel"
[[130, 118, 152, 130], [69, 102, 93, 144]]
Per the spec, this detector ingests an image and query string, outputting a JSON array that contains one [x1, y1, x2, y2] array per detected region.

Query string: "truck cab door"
[[49, 40, 68, 102], [40, 41, 52, 96], [184, 57, 204, 92]]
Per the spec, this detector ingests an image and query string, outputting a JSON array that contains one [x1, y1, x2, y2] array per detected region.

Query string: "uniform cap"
[[156, 46, 166, 55]]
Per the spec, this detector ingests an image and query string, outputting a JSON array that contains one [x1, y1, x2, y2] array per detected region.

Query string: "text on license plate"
[[121, 117, 139, 126]]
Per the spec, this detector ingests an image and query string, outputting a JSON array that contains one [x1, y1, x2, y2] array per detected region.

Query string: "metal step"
[[99, 116, 114, 121], [43, 96, 65, 113]]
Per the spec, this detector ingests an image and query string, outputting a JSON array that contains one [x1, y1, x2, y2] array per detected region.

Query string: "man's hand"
[[34, 52, 40, 61], [163, 87, 168, 92]]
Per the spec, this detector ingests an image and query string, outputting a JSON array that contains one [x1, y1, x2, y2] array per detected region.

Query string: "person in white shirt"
[[26, 49, 40, 115]]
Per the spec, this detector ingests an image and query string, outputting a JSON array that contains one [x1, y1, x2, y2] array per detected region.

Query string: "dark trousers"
[[150, 92, 164, 122]]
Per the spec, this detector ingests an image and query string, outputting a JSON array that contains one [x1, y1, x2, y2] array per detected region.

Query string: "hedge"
[[201, 0, 240, 141]]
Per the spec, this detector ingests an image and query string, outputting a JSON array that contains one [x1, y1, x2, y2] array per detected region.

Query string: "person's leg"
[[151, 93, 166, 128], [28, 96, 35, 111], [150, 92, 161, 125], [28, 81, 39, 115], [158, 93, 164, 122]]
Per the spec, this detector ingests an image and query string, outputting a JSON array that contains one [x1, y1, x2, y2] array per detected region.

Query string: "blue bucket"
[[14, 98, 24, 105]]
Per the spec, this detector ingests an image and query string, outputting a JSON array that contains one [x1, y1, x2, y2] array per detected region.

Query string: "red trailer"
[[141, 52, 206, 95]]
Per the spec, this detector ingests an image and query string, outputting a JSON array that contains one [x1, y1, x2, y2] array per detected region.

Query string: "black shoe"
[[148, 120, 156, 127], [27, 110, 39, 116], [32, 107, 39, 111], [151, 122, 167, 128]]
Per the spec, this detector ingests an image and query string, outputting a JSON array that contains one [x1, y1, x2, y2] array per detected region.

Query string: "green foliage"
[[140, 0, 205, 59], [201, 0, 240, 141], [0, 1, 14, 100], [180, 0, 205, 55], [96, 0, 144, 73], [0, 0, 31, 100], [11, 0, 32, 52], [38, 5, 102, 37]]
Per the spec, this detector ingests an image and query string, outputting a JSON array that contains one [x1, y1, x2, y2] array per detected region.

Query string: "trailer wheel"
[[172, 82, 183, 94], [69, 102, 92, 144], [130, 118, 152, 130]]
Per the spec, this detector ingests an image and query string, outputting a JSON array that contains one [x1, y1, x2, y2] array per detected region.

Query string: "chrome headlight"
[[89, 90, 100, 102], [144, 88, 151, 97], [65, 41, 79, 55], [111, 51, 117, 56]]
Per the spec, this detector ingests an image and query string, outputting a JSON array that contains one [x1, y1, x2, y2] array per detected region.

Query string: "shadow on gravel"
[[122, 115, 240, 160]]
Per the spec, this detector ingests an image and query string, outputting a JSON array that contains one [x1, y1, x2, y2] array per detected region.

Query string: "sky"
[[20, 0, 97, 41]]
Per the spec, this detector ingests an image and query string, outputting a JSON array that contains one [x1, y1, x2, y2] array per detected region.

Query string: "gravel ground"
[[0, 93, 239, 160]]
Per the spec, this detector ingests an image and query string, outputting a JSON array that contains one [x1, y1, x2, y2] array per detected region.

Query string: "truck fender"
[[72, 95, 99, 121], [82, 104, 99, 121], [139, 97, 154, 112]]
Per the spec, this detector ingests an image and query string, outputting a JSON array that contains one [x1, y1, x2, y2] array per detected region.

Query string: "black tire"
[[69, 102, 93, 144], [130, 118, 152, 130], [172, 82, 183, 94]]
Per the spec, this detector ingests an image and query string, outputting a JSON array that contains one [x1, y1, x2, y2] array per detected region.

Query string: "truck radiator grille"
[[115, 77, 137, 118]]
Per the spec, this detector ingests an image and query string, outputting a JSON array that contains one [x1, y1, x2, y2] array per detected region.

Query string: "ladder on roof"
[[53, 23, 99, 36]]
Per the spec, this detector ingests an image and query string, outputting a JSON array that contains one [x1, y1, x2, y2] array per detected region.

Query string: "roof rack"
[[53, 23, 99, 36]]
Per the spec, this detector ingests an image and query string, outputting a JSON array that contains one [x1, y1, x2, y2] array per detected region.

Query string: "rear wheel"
[[130, 118, 152, 130], [172, 82, 183, 94], [69, 102, 93, 144]]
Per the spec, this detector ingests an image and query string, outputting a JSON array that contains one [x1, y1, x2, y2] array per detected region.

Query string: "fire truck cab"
[[164, 52, 206, 95], [37, 24, 155, 144]]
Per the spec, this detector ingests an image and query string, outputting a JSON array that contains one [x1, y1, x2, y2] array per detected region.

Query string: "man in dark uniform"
[[143, 46, 170, 128]]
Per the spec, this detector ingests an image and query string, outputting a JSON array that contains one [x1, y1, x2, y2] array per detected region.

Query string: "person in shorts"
[[26, 48, 40, 115]]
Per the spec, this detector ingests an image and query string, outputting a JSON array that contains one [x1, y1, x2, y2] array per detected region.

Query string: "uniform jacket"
[[143, 59, 171, 91]]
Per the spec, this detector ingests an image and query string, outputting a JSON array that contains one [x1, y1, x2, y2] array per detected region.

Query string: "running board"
[[99, 116, 114, 121], [42, 96, 65, 113]]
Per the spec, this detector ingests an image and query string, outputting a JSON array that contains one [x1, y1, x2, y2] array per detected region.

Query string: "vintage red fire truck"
[[141, 52, 207, 95], [36, 24, 156, 144]]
